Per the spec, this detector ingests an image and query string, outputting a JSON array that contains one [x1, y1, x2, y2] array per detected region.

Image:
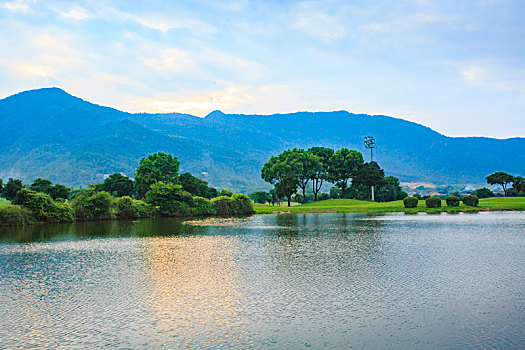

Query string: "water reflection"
[[0, 212, 524, 349]]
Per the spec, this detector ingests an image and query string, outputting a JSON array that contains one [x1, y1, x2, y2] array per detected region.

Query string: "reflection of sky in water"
[[0, 212, 524, 348]]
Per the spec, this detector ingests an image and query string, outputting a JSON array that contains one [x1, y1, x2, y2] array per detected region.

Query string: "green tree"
[[29, 178, 52, 194], [471, 187, 495, 199], [4, 178, 23, 200], [353, 162, 385, 201], [102, 173, 134, 197], [486, 172, 515, 195], [293, 148, 322, 205], [308, 147, 334, 201], [261, 150, 301, 207], [0, 179, 3, 195], [219, 189, 233, 197], [327, 148, 364, 196], [513, 176, 525, 192], [250, 191, 270, 204], [48, 184, 71, 200], [179, 172, 210, 197], [207, 187, 219, 199], [375, 176, 406, 202], [135, 152, 180, 198], [144, 182, 192, 216], [70, 189, 112, 221]]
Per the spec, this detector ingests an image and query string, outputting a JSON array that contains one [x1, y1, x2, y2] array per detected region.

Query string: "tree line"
[[0, 152, 253, 226], [257, 147, 406, 206]]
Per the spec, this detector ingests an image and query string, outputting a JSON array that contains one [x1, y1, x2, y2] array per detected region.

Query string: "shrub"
[[425, 196, 442, 208], [144, 182, 191, 216], [445, 196, 460, 207], [462, 195, 479, 207], [13, 188, 73, 223], [505, 188, 519, 197], [71, 190, 112, 221], [210, 196, 231, 215], [116, 196, 153, 219], [0, 205, 34, 226], [192, 196, 215, 216], [230, 194, 254, 215], [403, 196, 418, 208]]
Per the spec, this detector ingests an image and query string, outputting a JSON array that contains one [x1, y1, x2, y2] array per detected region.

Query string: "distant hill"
[[0, 87, 523, 190]]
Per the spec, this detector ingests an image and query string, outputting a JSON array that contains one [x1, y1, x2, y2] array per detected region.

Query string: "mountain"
[[0, 87, 523, 190]]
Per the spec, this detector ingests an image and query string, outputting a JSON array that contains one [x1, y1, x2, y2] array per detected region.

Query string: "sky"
[[0, 0, 524, 138]]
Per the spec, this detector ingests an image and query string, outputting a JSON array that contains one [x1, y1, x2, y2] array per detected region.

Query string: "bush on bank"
[[462, 195, 479, 207], [13, 188, 73, 223], [403, 196, 418, 208], [425, 196, 442, 208], [0, 204, 35, 226], [445, 196, 460, 207], [71, 190, 112, 221], [115, 196, 153, 219]]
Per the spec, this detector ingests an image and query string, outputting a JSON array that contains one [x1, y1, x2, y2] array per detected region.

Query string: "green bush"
[[506, 189, 519, 197], [425, 196, 442, 208], [230, 194, 255, 214], [71, 190, 112, 221], [0, 205, 35, 226], [462, 195, 479, 207], [403, 196, 418, 208], [116, 196, 153, 219], [210, 196, 231, 215], [13, 188, 73, 223], [192, 196, 215, 216], [445, 196, 460, 207], [144, 182, 191, 216]]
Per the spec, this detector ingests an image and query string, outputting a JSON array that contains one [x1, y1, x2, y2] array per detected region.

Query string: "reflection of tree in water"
[[0, 217, 209, 243]]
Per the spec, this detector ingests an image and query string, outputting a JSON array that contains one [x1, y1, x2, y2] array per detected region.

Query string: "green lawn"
[[254, 197, 525, 214], [0, 198, 10, 207]]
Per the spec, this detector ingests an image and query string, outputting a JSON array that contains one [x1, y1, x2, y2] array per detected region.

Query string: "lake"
[[1, 212, 524, 349]]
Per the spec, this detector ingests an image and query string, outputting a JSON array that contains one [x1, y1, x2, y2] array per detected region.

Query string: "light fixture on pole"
[[364, 136, 376, 201]]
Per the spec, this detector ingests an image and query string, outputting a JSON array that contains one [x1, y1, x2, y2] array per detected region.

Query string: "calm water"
[[1, 212, 524, 349]]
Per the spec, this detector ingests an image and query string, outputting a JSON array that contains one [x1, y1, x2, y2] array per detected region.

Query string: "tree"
[[353, 162, 385, 201], [102, 173, 134, 197], [0, 179, 3, 194], [48, 184, 71, 200], [513, 176, 525, 192], [375, 176, 406, 202], [471, 187, 495, 199], [135, 152, 180, 198], [261, 150, 301, 207], [144, 182, 192, 216], [308, 147, 334, 201], [327, 148, 364, 196], [250, 191, 270, 204], [29, 178, 52, 194], [179, 172, 210, 197], [3, 178, 23, 200], [486, 172, 515, 195], [293, 148, 322, 205]]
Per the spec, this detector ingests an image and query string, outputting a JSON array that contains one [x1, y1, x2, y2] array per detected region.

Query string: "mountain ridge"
[[0, 87, 523, 190]]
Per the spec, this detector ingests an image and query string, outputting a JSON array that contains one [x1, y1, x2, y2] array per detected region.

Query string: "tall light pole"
[[364, 136, 376, 201]]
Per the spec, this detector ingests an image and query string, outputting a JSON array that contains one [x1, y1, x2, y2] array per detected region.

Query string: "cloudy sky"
[[1, 0, 524, 137]]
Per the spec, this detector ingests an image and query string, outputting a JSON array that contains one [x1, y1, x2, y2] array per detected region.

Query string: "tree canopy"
[[486, 172, 515, 194], [135, 152, 180, 198], [102, 173, 134, 197], [308, 147, 333, 201], [261, 150, 301, 206], [327, 148, 364, 195]]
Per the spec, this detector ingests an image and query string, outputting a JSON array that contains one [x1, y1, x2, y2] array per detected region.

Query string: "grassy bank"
[[254, 197, 525, 214]]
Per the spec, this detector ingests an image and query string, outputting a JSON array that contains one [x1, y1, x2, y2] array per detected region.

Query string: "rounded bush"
[[462, 195, 479, 207], [425, 196, 442, 208], [0, 205, 34, 226], [231, 193, 255, 215], [210, 196, 231, 215], [445, 196, 460, 207], [193, 196, 215, 216], [403, 196, 418, 208]]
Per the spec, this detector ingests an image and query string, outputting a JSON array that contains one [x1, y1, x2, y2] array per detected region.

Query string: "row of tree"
[[0, 152, 254, 226], [260, 147, 405, 206]]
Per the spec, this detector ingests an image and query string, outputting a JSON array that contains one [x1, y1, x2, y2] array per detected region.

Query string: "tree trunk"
[[287, 195, 291, 207], [303, 188, 306, 204]]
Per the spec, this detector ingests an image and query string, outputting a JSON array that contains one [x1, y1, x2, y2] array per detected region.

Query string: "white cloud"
[[59, 7, 90, 20], [127, 13, 216, 34], [141, 48, 194, 73], [3, 0, 32, 12]]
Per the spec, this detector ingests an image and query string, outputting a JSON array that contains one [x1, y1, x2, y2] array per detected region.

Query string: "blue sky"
[[1, 0, 524, 137]]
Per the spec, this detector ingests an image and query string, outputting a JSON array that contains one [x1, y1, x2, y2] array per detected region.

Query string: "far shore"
[[254, 197, 525, 214]]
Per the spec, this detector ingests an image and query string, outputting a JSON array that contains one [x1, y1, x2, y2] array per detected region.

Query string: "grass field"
[[0, 198, 10, 207], [254, 197, 525, 214]]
